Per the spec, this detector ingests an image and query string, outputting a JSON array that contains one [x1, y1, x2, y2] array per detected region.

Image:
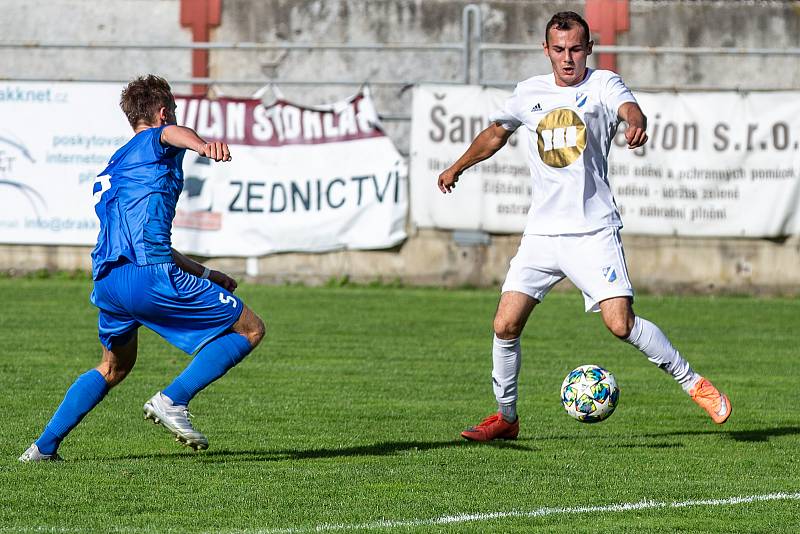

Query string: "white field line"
[[254, 492, 800, 534], [3, 492, 799, 534]]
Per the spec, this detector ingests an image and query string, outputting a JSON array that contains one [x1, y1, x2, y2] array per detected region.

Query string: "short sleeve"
[[603, 73, 637, 117], [150, 126, 169, 158], [489, 86, 523, 132]]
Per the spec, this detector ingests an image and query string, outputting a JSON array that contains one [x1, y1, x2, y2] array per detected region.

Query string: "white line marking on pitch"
[[256, 492, 800, 533]]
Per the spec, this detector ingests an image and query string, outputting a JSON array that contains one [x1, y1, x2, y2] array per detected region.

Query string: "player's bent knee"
[[605, 318, 633, 339], [98, 358, 136, 388], [494, 318, 523, 339], [249, 315, 266, 347], [233, 306, 266, 348], [99, 341, 138, 388], [105, 368, 131, 387]]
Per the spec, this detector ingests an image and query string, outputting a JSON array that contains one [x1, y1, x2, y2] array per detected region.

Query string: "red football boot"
[[461, 413, 519, 441]]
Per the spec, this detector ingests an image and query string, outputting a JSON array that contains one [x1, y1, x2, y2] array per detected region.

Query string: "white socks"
[[489, 317, 697, 420], [625, 316, 699, 391], [492, 334, 520, 421]]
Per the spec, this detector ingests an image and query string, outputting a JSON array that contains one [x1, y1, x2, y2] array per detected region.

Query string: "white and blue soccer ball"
[[560, 364, 619, 423]]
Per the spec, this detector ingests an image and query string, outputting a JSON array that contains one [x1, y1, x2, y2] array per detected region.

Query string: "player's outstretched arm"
[[438, 122, 513, 193], [171, 248, 238, 292], [161, 125, 232, 162], [619, 102, 648, 149]]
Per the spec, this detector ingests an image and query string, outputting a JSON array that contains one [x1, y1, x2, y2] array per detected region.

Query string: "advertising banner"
[[171, 89, 407, 255], [0, 82, 129, 245], [409, 85, 530, 233], [609, 92, 800, 237], [410, 85, 800, 237], [0, 83, 408, 254]]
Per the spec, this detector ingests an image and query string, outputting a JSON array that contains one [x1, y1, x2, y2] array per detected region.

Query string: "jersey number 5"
[[219, 293, 238, 308]]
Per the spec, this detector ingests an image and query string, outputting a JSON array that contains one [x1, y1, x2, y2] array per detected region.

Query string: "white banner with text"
[[170, 89, 407, 255], [0, 82, 129, 245], [0, 82, 408, 254], [409, 85, 530, 233], [410, 85, 800, 237]]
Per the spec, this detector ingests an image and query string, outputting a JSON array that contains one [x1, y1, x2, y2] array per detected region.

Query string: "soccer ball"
[[560, 364, 619, 423]]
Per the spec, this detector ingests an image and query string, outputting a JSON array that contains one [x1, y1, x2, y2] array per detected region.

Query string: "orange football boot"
[[461, 413, 519, 441], [689, 377, 732, 424]]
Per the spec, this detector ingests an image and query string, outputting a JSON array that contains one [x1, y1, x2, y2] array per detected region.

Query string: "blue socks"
[[163, 332, 252, 406], [33, 333, 250, 454], [35, 369, 109, 455]]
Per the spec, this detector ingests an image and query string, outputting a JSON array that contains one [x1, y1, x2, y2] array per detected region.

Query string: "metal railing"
[[0, 6, 480, 88], [2, 5, 800, 111]]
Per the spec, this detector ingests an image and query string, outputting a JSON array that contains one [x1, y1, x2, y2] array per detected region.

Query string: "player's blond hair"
[[120, 75, 174, 128]]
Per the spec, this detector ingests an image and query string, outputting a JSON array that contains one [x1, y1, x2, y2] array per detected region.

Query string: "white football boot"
[[19, 443, 63, 462], [143, 392, 209, 450]]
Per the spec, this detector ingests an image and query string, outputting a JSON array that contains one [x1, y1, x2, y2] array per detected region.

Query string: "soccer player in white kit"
[[438, 12, 731, 441]]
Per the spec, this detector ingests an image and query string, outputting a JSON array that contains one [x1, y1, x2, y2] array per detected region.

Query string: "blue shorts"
[[91, 261, 244, 354]]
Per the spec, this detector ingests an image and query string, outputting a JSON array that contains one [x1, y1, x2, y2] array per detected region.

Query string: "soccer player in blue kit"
[[20, 75, 265, 461]]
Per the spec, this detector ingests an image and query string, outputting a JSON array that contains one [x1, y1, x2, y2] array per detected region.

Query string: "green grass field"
[[1, 278, 799, 532]]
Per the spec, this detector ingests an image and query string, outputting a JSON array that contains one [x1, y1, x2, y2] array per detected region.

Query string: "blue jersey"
[[92, 126, 186, 280]]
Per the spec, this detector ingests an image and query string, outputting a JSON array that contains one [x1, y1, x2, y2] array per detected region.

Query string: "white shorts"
[[501, 227, 634, 312]]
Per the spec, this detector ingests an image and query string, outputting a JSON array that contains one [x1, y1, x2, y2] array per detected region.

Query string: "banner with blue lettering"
[[410, 84, 800, 237], [409, 85, 530, 233], [171, 88, 407, 255], [0, 82, 129, 245], [0, 83, 408, 254]]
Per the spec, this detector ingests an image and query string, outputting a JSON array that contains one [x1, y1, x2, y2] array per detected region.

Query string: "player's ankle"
[[681, 373, 702, 393], [499, 403, 517, 423]]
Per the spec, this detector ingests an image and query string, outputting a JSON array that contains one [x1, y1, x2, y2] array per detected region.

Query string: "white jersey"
[[490, 68, 637, 235]]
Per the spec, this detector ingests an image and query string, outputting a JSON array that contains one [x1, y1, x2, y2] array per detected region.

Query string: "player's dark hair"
[[120, 74, 174, 128], [545, 11, 591, 45]]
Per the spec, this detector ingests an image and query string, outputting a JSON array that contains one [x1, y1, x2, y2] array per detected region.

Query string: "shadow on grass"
[[637, 425, 800, 443], [100, 438, 535, 462], [614, 442, 684, 449], [527, 425, 800, 448], [726, 426, 800, 442]]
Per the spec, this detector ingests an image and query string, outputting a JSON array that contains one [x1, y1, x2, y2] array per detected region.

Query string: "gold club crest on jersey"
[[536, 108, 587, 168]]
